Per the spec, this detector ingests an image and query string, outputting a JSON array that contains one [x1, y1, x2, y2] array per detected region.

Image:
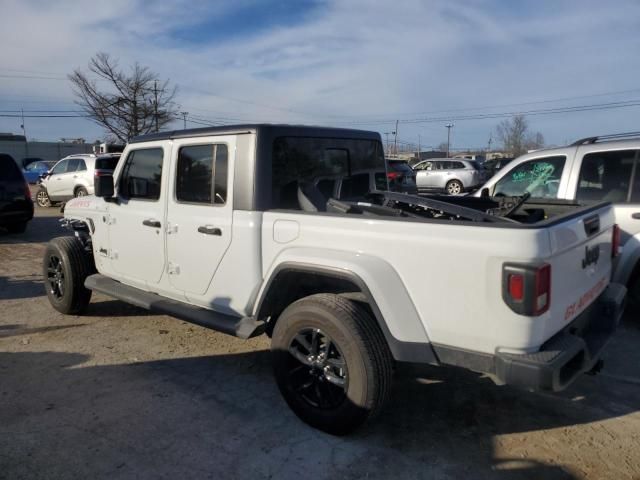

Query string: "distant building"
[[0, 133, 94, 163]]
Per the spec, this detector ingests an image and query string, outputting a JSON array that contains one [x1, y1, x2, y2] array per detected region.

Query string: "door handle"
[[198, 225, 222, 236], [142, 219, 161, 228], [632, 212, 640, 220]]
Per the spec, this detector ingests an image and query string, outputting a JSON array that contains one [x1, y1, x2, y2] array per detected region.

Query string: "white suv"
[[36, 154, 120, 207]]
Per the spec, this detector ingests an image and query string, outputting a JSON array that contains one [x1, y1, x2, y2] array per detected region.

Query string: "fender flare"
[[613, 233, 640, 286], [254, 250, 438, 364]]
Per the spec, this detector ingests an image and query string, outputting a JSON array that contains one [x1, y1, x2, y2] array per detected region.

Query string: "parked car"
[[22, 160, 56, 184], [21, 157, 47, 168], [474, 132, 640, 313], [413, 158, 485, 195], [36, 153, 120, 207], [483, 157, 514, 179], [386, 159, 418, 194], [0, 153, 33, 233], [46, 124, 623, 434]]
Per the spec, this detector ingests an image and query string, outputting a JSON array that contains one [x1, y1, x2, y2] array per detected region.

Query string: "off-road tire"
[[446, 179, 463, 195], [6, 222, 27, 234], [75, 186, 88, 197], [43, 236, 95, 314], [36, 188, 51, 207], [271, 293, 393, 435]]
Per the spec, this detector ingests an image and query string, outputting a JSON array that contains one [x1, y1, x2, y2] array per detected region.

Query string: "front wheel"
[[446, 179, 463, 195], [271, 294, 393, 435], [43, 237, 95, 314], [36, 189, 51, 207]]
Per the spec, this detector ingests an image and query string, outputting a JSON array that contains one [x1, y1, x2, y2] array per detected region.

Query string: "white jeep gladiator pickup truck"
[[44, 124, 626, 434]]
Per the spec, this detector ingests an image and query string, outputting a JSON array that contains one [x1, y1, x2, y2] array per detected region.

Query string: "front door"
[[46, 159, 69, 199], [165, 137, 235, 296], [109, 143, 168, 285]]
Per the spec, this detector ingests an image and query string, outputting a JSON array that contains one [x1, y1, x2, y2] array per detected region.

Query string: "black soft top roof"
[[129, 124, 381, 144]]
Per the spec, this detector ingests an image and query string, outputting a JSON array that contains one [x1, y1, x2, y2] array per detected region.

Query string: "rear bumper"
[[494, 283, 626, 391], [0, 201, 34, 225]]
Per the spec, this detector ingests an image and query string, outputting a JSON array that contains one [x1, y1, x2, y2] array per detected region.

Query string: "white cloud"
[[1, 0, 640, 148]]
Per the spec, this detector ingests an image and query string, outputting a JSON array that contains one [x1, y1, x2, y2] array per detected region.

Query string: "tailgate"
[[544, 204, 615, 336]]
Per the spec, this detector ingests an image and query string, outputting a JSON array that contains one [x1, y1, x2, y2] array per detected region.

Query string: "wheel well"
[[257, 269, 366, 335], [73, 185, 87, 194]]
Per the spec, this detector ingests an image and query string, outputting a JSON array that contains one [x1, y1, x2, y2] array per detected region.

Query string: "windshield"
[[388, 160, 413, 174]]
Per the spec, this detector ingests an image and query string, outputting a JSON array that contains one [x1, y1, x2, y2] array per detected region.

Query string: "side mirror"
[[481, 187, 490, 198], [94, 172, 114, 198]]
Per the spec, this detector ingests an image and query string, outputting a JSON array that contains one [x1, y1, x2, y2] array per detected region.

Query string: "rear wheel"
[[271, 293, 393, 435], [43, 236, 95, 314], [36, 189, 51, 207], [446, 179, 463, 195], [75, 186, 88, 197]]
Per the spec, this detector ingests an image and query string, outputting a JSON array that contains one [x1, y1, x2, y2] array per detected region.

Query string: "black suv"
[[1, 153, 34, 233]]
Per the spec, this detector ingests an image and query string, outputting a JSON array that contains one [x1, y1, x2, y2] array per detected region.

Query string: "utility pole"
[[384, 132, 391, 155], [487, 134, 493, 157], [153, 80, 159, 133], [418, 134, 421, 161], [21, 108, 28, 157], [445, 123, 454, 158], [181, 111, 189, 129], [393, 120, 399, 156]]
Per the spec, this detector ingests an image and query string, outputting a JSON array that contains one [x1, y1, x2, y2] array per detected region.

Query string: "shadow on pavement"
[[1, 349, 636, 479], [0, 274, 44, 300], [0, 323, 86, 339], [84, 299, 161, 318], [0, 214, 64, 245]]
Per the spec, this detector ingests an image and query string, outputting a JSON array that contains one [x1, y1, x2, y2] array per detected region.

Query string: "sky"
[[1, 0, 640, 152]]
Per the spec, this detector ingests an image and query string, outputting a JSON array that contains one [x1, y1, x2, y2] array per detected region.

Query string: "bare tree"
[[69, 53, 178, 143], [495, 114, 544, 156]]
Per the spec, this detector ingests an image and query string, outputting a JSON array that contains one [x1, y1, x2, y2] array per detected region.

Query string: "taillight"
[[23, 181, 31, 200], [387, 172, 399, 180], [533, 264, 551, 315], [612, 224, 620, 258], [508, 274, 524, 301], [503, 263, 551, 316]]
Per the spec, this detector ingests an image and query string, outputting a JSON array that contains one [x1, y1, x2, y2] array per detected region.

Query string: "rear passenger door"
[[165, 137, 235, 297]]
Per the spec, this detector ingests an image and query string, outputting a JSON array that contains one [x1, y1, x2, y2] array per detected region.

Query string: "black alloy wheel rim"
[[287, 327, 348, 409], [47, 255, 65, 299]]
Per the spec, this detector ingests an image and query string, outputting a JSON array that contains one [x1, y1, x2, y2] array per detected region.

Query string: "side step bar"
[[84, 274, 265, 339]]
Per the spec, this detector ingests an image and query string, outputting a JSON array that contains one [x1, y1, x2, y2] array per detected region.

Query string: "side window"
[[493, 156, 566, 198], [453, 162, 465, 169], [176, 144, 228, 205], [576, 150, 637, 203], [316, 179, 336, 198], [50, 160, 68, 175], [67, 158, 81, 172], [374, 172, 388, 190], [424, 162, 434, 171], [77, 160, 87, 171], [119, 148, 164, 200], [631, 162, 640, 203], [340, 173, 370, 200]]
